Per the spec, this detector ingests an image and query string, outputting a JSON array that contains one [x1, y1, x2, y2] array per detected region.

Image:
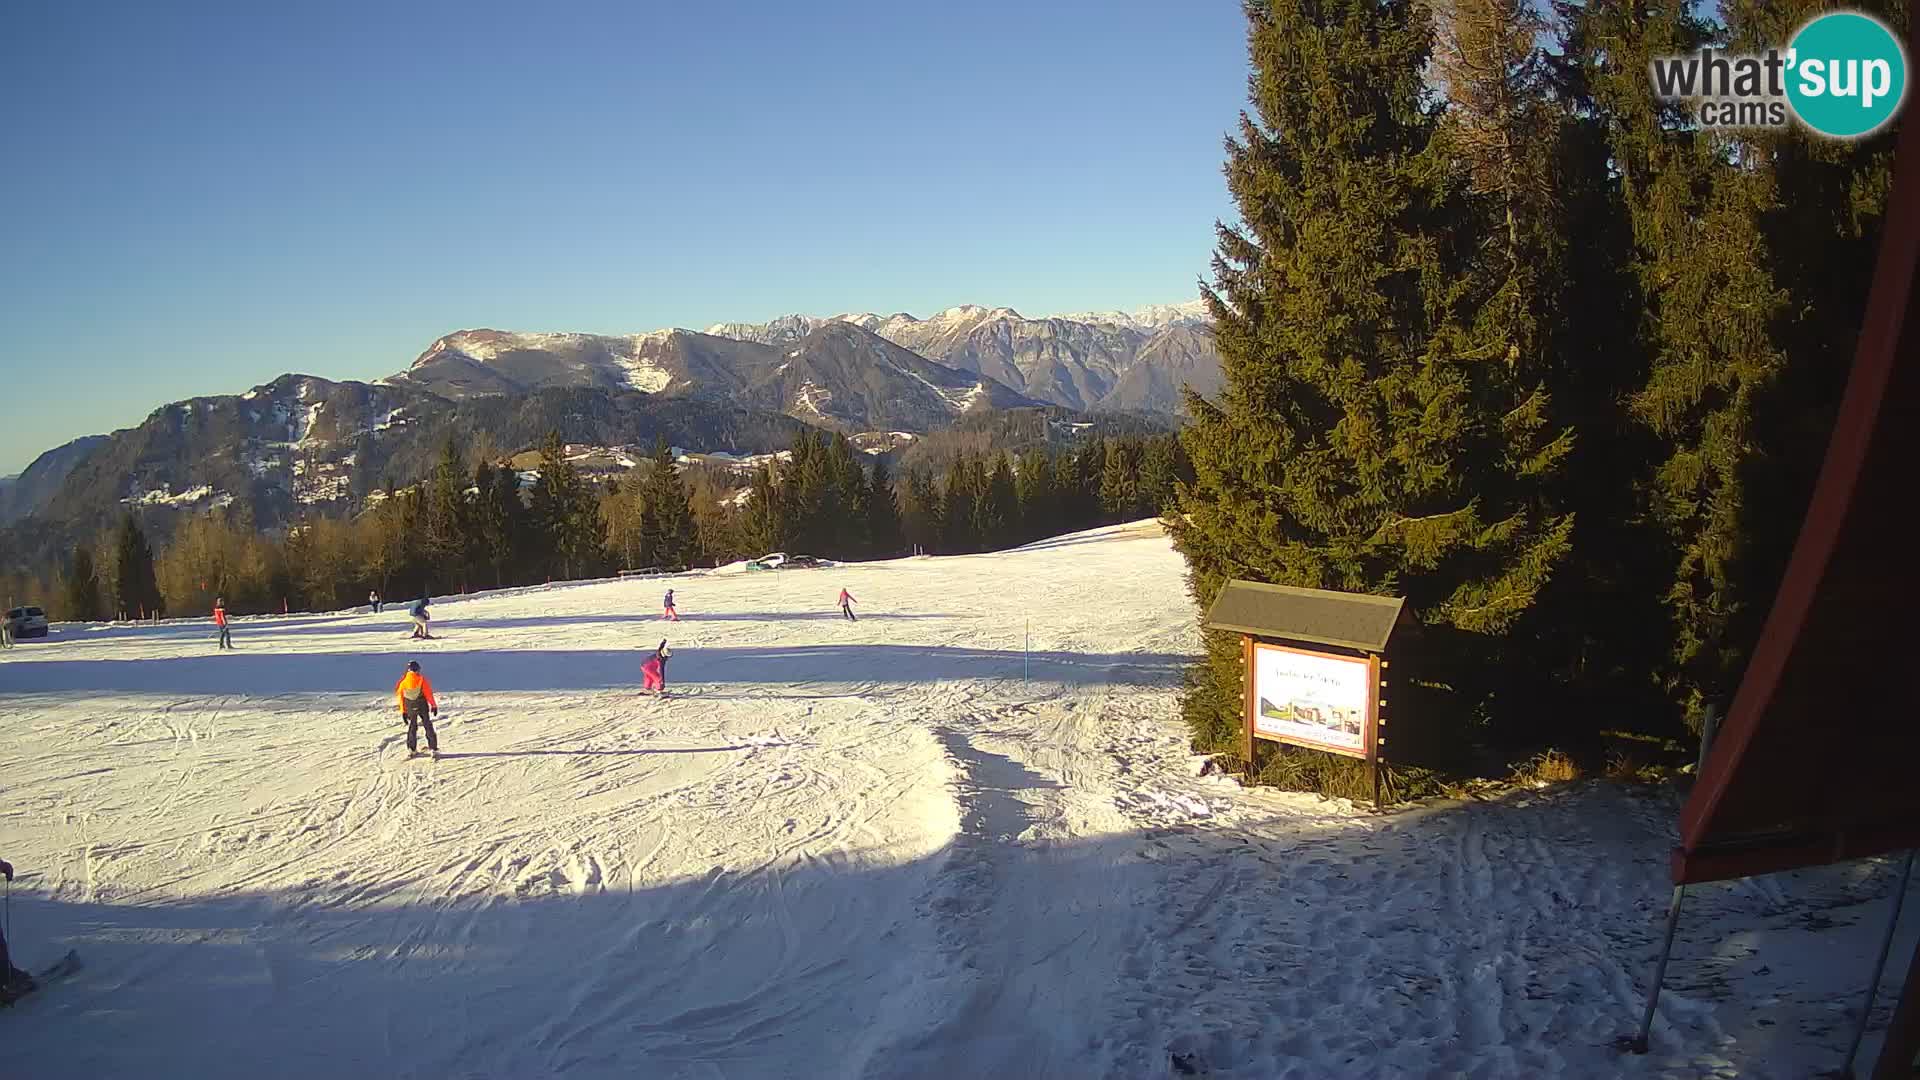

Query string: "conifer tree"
[[64, 545, 102, 622], [1576, 0, 1788, 725], [529, 431, 599, 580], [941, 456, 977, 554], [866, 457, 904, 558], [113, 514, 165, 619], [1015, 448, 1055, 542], [1138, 436, 1187, 518], [739, 464, 786, 557], [424, 436, 471, 589], [1434, 0, 1559, 375], [642, 438, 697, 570], [1071, 438, 1105, 528], [900, 466, 941, 554], [1168, 0, 1575, 755], [982, 454, 1019, 549], [826, 434, 869, 556], [1099, 441, 1140, 523], [788, 433, 835, 554], [472, 459, 521, 587]]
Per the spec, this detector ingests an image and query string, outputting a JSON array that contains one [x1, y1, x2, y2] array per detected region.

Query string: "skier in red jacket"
[[213, 598, 233, 650]]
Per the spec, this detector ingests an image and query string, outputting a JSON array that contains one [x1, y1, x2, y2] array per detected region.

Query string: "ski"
[[0, 950, 81, 1008]]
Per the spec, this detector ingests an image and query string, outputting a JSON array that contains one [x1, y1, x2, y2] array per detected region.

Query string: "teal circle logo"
[[1786, 12, 1908, 138]]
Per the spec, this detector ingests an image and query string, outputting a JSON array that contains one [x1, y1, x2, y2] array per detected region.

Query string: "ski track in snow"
[[1, 520, 1913, 1078]]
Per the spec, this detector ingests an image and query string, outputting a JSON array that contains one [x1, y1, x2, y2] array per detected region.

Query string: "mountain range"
[[1, 301, 1217, 560], [703, 300, 1216, 413]]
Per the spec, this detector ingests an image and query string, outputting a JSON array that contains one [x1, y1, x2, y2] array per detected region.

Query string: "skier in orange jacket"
[[395, 660, 440, 757]]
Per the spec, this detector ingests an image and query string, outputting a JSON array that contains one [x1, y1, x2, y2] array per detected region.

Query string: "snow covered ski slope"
[[1, 521, 1913, 1077]]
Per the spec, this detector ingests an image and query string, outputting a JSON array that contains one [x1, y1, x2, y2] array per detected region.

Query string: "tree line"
[[1168, 0, 1904, 788], [5, 429, 1190, 621]]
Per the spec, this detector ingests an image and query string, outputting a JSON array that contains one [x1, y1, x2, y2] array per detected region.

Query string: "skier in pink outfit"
[[641, 639, 671, 694], [838, 588, 857, 622]]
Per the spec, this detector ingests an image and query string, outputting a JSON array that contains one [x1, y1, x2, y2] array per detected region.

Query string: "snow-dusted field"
[[1, 521, 1913, 1078]]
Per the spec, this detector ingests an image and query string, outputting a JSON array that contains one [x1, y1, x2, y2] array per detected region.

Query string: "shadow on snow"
[[0, 643, 1190, 696]]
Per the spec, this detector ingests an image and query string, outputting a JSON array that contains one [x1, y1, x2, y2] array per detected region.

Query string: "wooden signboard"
[[1207, 579, 1406, 807], [1244, 639, 1380, 761]]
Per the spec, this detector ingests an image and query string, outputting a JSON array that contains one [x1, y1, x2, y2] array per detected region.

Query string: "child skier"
[[838, 587, 857, 622], [410, 596, 432, 639], [214, 597, 233, 649], [394, 660, 440, 757], [369, 589, 382, 614], [662, 588, 680, 622], [640, 640, 671, 694]]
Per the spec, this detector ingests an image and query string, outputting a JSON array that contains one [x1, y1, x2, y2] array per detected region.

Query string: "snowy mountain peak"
[[1048, 299, 1210, 332], [927, 304, 1023, 327]]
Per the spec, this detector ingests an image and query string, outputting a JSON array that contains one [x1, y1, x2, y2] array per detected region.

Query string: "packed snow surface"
[[1, 522, 1912, 1078]]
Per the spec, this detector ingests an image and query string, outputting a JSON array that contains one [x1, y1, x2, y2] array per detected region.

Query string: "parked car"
[[784, 555, 824, 569], [5, 605, 50, 639], [746, 552, 788, 571]]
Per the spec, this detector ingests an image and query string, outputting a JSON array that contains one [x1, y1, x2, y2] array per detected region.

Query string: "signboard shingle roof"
[[1203, 579, 1406, 653]]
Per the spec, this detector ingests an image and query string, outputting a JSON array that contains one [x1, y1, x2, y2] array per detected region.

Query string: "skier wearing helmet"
[[395, 660, 441, 757]]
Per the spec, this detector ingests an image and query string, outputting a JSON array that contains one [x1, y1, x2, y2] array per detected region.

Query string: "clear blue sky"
[[0, 1, 1248, 475]]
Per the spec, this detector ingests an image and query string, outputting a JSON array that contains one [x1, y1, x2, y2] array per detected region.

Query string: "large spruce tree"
[[424, 437, 471, 590], [1168, 0, 1574, 756], [65, 545, 103, 622], [641, 439, 697, 570], [941, 457, 977, 554], [472, 459, 522, 587], [529, 431, 600, 580], [866, 457, 904, 558], [739, 464, 786, 557], [1015, 449, 1055, 542], [113, 514, 165, 619], [901, 466, 941, 554], [1575, 0, 1788, 726], [1098, 441, 1139, 523], [981, 455, 1020, 549]]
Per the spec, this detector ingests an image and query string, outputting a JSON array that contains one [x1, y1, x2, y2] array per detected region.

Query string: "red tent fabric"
[[1672, 97, 1920, 887]]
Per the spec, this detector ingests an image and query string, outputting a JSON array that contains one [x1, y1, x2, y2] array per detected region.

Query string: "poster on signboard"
[[1251, 642, 1373, 758]]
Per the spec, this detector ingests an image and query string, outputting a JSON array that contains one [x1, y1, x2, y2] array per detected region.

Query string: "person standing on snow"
[[640, 640, 671, 694], [369, 589, 382, 614], [838, 587, 858, 622], [662, 588, 680, 622], [410, 596, 432, 640], [395, 660, 440, 757], [0, 859, 31, 994], [214, 597, 233, 649]]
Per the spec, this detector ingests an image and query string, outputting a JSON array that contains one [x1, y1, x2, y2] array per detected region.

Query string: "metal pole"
[[1695, 703, 1722, 773], [1630, 701, 1721, 1052], [1841, 849, 1918, 1078], [1024, 619, 1030, 687], [1632, 884, 1688, 1053]]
